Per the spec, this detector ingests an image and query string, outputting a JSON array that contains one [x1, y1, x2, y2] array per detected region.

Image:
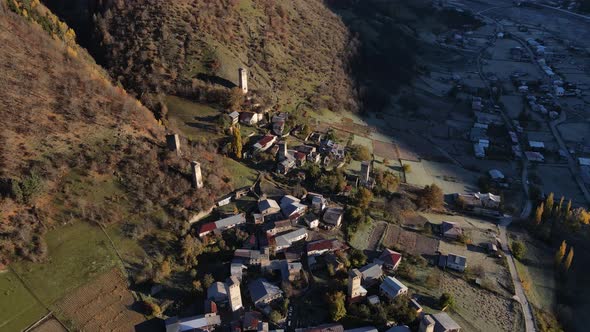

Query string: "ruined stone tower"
[[225, 276, 243, 312], [166, 134, 181, 156], [238, 67, 248, 94], [191, 161, 204, 189]]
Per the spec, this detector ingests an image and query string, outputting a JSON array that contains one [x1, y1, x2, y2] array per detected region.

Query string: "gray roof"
[[207, 282, 227, 302], [380, 276, 407, 297], [385, 326, 411, 332], [432, 312, 461, 331], [323, 207, 343, 225], [165, 313, 221, 332], [259, 199, 280, 212], [345, 327, 378, 332], [447, 254, 467, 267], [248, 278, 283, 304], [215, 214, 246, 229], [359, 263, 383, 281]]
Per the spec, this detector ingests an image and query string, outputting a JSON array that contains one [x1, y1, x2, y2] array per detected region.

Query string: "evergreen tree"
[[564, 247, 574, 272], [555, 240, 567, 267]]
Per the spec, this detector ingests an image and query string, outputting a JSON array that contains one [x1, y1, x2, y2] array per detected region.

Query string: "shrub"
[[511, 241, 527, 260], [439, 292, 454, 309]]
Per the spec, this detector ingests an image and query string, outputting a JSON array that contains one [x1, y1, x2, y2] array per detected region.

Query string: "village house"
[[380, 276, 408, 300], [359, 263, 383, 286], [375, 248, 402, 271], [323, 207, 344, 228], [278, 157, 296, 175], [242, 312, 269, 332], [240, 111, 260, 126], [297, 324, 344, 332], [207, 282, 228, 304], [234, 248, 270, 266], [281, 261, 303, 281], [273, 228, 308, 252], [304, 213, 320, 229], [441, 221, 463, 240], [198, 214, 246, 238], [346, 327, 378, 332], [307, 193, 327, 212], [253, 135, 277, 153], [264, 219, 294, 236], [306, 238, 347, 257], [228, 111, 240, 125], [165, 313, 221, 332], [282, 201, 307, 219], [439, 253, 467, 272], [420, 312, 461, 332], [456, 192, 501, 210], [230, 262, 246, 280], [248, 278, 283, 309], [259, 199, 281, 216]]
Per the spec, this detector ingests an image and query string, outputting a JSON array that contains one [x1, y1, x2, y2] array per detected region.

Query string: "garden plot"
[[536, 165, 586, 206]]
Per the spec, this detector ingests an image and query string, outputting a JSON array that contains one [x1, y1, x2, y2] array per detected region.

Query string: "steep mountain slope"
[[61, 0, 358, 113], [0, 1, 231, 267]]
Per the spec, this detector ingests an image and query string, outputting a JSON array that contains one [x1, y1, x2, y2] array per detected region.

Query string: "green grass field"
[[166, 96, 223, 141], [223, 157, 258, 188], [0, 271, 48, 332], [11, 222, 119, 307]]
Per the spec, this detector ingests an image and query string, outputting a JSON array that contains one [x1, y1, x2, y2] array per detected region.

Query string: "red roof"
[[258, 135, 275, 146], [307, 239, 335, 253], [294, 152, 306, 160], [199, 222, 217, 234], [379, 249, 402, 267]]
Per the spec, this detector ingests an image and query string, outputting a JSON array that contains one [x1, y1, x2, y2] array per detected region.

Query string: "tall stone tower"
[[348, 269, 363, 300], [191, 161, 204, 189], [225, 276, 243, 312], [278, 141, 287, 161], [360, 161, 371, 184], [166, 134, 181, 156], [238, 67, 248, 94]]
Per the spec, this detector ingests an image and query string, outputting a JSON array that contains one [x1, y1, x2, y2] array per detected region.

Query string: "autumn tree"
[[417, 184, 444, 210], [326, 291, 347, 321], [564, 247, 574, 272], [231, 125, 242, 159], [555, 240, 567, 267], [202, 273, 215, 289], [227, 87, 244, 109], [181, 234, 203, 267], [354, 187, 373, 209], [534, 203, 544, 225], [544, 192, 554, 219]]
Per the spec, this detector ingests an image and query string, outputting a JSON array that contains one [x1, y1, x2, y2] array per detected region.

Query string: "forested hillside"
[[68, 0, 359, 113], [0, 1, 232, 268]]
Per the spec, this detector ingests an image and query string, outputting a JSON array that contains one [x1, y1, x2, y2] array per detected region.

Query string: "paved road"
[[498, 220, 536, 332], [473, 9, 537, 332]]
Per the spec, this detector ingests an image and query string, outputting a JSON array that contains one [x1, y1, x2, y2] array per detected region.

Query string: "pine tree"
[[555, 240, 567, 267], [564, 247, 574, 272], [534, 203, 544, 225]]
